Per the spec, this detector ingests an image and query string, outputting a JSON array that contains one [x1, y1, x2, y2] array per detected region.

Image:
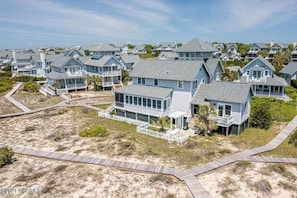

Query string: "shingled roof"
[[174, 38, 217, 53], [130, 59, 210, 81], [191, 81, 253, 105]]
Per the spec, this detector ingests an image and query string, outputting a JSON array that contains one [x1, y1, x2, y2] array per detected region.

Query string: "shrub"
[[285, 86, 297, 100], [291, 80, 297, 89], [289, 130, 297, 147], [23, 81, 40, 92], [0, 147, 15, 168], [254, 179, 272, 194], [25, 126, 35, 132], [0, 77, 13, 93], [13, 76, 46, 82], [250, 97, 272, 129], [149, 174, 174, 185], [79, 125, 108, 137], [118, 141, 136, 155]]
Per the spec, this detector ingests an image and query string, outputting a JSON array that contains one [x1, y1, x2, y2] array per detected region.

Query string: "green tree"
[[0, 147, 15, 168], [52, 82, 60, 95], [222, 69, 239, 81], [194, 103, 218, 136], [86, 75, 102, 91], [153, 116, 170, 132], [121, 70, 130, 85], [250, 98, 272, 130], [272, 50, 292, 75]]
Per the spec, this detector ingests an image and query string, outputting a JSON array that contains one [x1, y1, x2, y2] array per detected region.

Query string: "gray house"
[[226, 43, 238, 54], [191, 81, 253, 135], [118, 55, 140, 71], [246, 43, 268, 60], [114, 59, 211, 127], [174, 38, 217, 61], [46, 56, 87, 95], [239, 56, 288, 99], [279, 61, 297, 85], [205, 58, 225, 81], [87, 43, 121, 59], [84, 56, 122, 90], [291, 43, 297, 61], [267, 42, 289, 61]]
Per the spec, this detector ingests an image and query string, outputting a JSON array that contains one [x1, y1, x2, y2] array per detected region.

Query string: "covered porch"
[[252, 84, 285, 98]]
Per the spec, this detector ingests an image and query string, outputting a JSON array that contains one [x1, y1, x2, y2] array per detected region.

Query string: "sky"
[[1, 0, 297, 49]]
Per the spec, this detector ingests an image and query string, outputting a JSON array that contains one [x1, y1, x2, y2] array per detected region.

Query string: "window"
[[193, 80, 197, 89], [253, 71, 261, 78], [143, 98, 147, 107], [265, 70, 269, 76], [164, 100, 167, 110], [154, 79, 158, 86], [125, 95, 129, 103], [157, 100, 162, 110], [186, 53, 189, 57], [152, 100, 156, 108], [115, 93, 123, 102], [246, 70, 250, 76], [138, 78, 145, 85], [138, 97, 142, 106], [177, 81, 184, 89], [133, 97, 137, 105], [64, 68, 67, 72], [225, 105, 232, 116], [129, 96, 132, 104], [147, 99, 151, 108], [138, 78, 141, 84]]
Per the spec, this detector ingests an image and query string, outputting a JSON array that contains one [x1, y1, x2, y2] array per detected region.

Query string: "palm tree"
[[86, 75, 102, 91], [52, 82, 60, 95], [194, 103, 218, 136], [153, 116, 170, 132]]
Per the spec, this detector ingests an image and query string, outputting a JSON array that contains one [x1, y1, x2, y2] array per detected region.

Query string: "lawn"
[[228, 122, 286, 150], [11, 86, 63, 110], [93, 103, 113, 110], [263, 136, 297, 158]]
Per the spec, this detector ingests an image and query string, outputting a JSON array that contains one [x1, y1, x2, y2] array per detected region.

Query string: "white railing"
[[102, 70, 121, 76], [98, 111, 189, 144], [210, 114, 234, 126], [66, 70, 82, 77]]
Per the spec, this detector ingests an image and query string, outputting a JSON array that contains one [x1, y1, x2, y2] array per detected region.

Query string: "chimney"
[[12, 50, 16, 63], [40, 52, 46, 69], [270, 40, 274, 47], [293, 41, 297, 48]]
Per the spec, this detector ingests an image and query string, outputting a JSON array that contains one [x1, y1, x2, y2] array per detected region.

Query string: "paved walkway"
[[1, 83, 297, 198]]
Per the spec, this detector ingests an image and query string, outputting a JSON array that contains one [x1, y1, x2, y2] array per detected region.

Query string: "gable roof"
[[252, 43, 269, 49], [280, 61, 297, 75], [241, 55, 275, 72], [119, 55, 140, 63], [205, 58, 225, 75], [51, 56, 83, 68], [157, 42, 177, 48], [226, 43, 237, 50], [174, 38, 217, 53], [191, 81, 253, 105], [84, 56, 121, 67], [88, 43, 121, 52], [130, 59, 210, 81], [114, 84, 173, 99]]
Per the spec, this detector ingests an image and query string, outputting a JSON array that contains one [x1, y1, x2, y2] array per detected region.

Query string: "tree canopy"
[[194, 103, 218, 135], [86, 75, 102, 91]]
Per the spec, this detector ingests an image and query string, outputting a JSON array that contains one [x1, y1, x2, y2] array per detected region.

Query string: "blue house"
[[191, 81, 253, 135], [114, 59, 211, 127], [46, 56, 87, 95], [291, 43, 297, 61], [280, 61, 297, 86], [84, 56, 122, 90], [246, 43, 268, 60], [239, 56, 288, 99]]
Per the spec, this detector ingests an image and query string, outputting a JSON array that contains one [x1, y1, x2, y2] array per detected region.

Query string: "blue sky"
[[1, 0, 297, 49]]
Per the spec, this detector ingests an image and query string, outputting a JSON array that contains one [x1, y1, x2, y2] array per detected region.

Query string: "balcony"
[[101, 70, 121, 77], [210, 114, 234, 127], [66, 70, 83, 77]]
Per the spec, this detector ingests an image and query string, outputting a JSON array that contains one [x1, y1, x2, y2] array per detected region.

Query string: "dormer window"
[[265, 70, 269, 76]]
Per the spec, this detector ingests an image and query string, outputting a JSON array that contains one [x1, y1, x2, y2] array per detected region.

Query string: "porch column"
[[237, 125, 241, 136], [170, 117, 173, 130], [64, 79, 67, 90], [269, 85, 271, 97], [226, 127, 229, 136], [75, 78, 77, 92]]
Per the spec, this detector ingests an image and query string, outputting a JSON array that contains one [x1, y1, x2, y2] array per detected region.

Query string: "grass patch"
[[278, 181, 297, 191], [93, 103, 112, 110], [229, 122, 282, 149], [55, 145, 68, 151], [259, 164, 296, 180], [15, 171, 47, 181], [149, 174, 174, 185], [253, 179, 271, 195], [54, 165, 68, 172], [24, 126, 35, 132], [79, 125, 108, 137], [263, 136, 297, 158], [218, 149, 232, 155], [118, 141, 136, 155], [218, 176, 237, 197], [232, 160, 251, 174]]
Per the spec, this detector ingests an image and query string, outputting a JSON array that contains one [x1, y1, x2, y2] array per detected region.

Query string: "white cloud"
[[222, 0, 297, 31]]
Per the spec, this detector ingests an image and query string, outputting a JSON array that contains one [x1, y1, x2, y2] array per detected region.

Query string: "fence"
[[98, 111, 190, 144]]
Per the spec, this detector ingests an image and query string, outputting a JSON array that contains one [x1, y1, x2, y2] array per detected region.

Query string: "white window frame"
[[264, 70, 269, 76], [177, 81, 184, 89], [246, 70, 250, 76]]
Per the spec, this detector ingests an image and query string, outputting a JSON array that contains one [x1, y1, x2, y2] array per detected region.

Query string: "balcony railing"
[[210, 114, 234, 127], [66, 70, 83, 77], [101, 70, 121, 77]]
